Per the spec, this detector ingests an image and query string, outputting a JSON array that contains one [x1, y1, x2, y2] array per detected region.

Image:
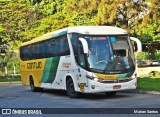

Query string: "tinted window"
[[20, 34, 70, 61], [57, 36, 70, 56], [39, 41, 46, 58]]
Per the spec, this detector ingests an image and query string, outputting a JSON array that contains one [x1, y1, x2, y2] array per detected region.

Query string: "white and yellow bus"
[[20, 26, 140, 98]]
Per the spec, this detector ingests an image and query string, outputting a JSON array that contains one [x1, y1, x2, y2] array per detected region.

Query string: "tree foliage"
[[0, 0, 36, 48], [0, 0, 159, 49], [130, 0, 160, 42]]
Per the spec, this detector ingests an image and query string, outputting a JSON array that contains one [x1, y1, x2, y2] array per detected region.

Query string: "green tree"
[[0, 0, 159, 47], [131, 0, 160, 42], [0, 51, 20, 75], [63, 0, 99, 26], [96, 0, 119, 26], [0, 0, 36, 48]]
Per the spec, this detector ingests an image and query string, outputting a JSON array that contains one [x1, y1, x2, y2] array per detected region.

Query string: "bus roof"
[[67, 26, 127, 35], [21, 26, 128, 46]]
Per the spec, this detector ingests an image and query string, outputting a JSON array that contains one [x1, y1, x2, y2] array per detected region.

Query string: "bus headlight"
[[86, 75, 100, 82], [86, 75, 95, 80]]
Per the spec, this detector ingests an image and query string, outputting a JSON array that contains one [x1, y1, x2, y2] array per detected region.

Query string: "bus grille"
[[99, 78, 133, 83]]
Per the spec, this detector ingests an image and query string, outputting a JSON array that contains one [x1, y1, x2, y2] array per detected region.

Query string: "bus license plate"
[[113, 85, 121, 89]]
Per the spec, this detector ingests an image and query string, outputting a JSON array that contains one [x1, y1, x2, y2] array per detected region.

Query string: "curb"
[[0, 81, 22, 84], [123, 90, 160, 95]]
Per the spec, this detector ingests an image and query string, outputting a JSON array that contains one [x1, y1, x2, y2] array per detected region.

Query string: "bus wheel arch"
[[29, 75, 41, 92], [66, 76, 80, 98]]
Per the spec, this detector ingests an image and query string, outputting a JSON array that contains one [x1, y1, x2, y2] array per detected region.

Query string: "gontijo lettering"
[[27, 62, 42, 69]]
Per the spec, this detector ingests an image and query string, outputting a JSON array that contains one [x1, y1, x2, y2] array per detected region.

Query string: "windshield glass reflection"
[[70, 33, 135, 73], [85, 35, 135, 73]]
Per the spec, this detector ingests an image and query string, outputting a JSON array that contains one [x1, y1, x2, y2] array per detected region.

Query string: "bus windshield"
[[70, 33, 135, 74]]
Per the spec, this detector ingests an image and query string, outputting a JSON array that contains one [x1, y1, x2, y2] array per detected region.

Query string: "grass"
[[0, 77, 21, 82], [137, 77, 160, 91]]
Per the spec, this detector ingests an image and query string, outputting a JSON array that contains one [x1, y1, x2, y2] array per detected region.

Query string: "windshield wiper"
[[89, 68, 104, 73]]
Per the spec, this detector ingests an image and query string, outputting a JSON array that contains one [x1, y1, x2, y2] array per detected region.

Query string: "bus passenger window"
[[57, 36, 70, 56], [28, 45, 32, 60]]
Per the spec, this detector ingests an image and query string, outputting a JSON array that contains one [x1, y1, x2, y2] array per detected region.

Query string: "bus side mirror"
[[79, 38, 89, 54], [130, 37, 142, 52]]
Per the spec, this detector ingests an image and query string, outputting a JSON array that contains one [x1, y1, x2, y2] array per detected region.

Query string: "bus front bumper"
[[85, 78, 137, 93]]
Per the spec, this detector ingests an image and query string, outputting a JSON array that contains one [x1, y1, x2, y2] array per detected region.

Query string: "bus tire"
[[105, 92, 117, 96], [30, 77, 41, 92], [66, 78, 80, 98]]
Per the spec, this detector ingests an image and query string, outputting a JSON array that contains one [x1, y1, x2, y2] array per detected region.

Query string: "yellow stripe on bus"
[[95, 73, 119, 80]]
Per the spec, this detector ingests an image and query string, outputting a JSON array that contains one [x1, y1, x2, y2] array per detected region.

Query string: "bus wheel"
[[105, 92, 117, 96], [30, 77, 40, 92], [66, 79, 80, 98]]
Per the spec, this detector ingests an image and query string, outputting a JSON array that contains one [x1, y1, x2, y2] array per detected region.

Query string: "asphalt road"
[[0, 83, 160, 117]]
